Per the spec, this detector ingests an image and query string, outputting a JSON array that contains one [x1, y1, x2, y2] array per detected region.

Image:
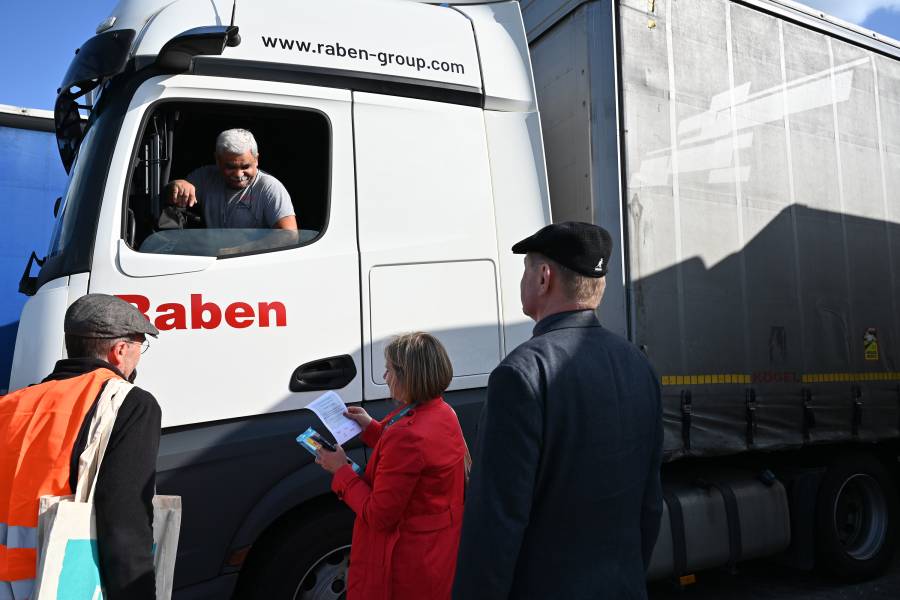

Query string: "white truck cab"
[[11, 1, 549, 596]]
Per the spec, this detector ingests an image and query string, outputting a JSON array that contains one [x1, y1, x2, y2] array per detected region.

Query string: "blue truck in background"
[[0, 104, 69, 392]]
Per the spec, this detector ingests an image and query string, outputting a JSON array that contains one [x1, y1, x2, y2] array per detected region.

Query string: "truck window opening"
[[125, 102, 329, 257]]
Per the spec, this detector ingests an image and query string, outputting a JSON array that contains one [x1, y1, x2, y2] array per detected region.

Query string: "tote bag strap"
[[74, 377, 135, 503]]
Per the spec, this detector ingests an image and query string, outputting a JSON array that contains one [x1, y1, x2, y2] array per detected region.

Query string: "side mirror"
[[18, 251, 45, 296], [156, 26, 240, 71]]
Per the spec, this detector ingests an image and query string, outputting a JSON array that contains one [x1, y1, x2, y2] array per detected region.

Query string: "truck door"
[[86, 75, 361, 426], [353, 92, 502, 425]]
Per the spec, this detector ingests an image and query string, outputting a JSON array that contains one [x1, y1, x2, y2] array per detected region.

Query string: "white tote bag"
[[32, 378, 181, 600]]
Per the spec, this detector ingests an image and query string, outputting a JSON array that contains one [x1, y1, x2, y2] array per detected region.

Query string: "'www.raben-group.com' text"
[[262, 36, 466, 74]]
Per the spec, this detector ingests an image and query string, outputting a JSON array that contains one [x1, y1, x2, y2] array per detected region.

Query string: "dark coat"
[[453, 310, 663, 600], [332, 397, 466, 600]]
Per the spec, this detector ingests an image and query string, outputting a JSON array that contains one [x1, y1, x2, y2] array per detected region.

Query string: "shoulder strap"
[[74, 378, 135, 503]]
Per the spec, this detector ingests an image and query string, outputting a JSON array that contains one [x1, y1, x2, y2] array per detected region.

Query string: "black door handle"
[[290, 355, 357, 392]]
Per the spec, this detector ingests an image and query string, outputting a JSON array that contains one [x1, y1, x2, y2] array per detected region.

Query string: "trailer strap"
[[680, 390, 692, 451], [896, 385, 900, 436], [745, 389, 757, 447], [802, 388, 815, 441], [663, 490, 688, 577]]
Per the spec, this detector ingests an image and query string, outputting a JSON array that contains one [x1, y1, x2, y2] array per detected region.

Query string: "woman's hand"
[[315, 443, 349, 474], [344, 406, 373, 430]]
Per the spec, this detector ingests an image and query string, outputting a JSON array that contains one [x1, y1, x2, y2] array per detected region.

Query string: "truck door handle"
[[290, 355, 357, 392]]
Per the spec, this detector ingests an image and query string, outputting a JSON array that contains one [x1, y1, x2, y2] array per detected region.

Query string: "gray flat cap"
[[65, 294, 159, 338]]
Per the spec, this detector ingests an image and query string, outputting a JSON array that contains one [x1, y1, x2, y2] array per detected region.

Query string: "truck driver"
[[165, 128, 298, 230]]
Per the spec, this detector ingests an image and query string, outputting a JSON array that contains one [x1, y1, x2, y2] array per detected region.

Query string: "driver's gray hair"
[[215, 128, 259, 157]]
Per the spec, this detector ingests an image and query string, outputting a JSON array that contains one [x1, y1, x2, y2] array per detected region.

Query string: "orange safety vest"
[[0, 368, 121, 595]]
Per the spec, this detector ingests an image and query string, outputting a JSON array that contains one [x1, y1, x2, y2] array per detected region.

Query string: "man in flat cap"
[[454, 222, 663, 600], [0, 294, 160, 600]]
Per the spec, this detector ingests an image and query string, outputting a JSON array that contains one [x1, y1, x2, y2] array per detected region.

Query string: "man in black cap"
[[0, 294, 160, 600], [453, 222, 663, 600]]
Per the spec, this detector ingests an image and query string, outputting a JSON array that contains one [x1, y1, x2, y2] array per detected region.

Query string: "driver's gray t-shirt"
[[186, 166, 294, 228]]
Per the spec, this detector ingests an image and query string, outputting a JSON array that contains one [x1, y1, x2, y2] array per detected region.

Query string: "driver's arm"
[[273, 215, 298, 230]]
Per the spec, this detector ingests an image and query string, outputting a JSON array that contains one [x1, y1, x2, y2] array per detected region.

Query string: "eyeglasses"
[[127, 338, 150, 354]]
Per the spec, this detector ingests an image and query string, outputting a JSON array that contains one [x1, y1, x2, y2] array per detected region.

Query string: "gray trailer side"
[[526, 0, 900, 582], [528, 0, 900, 460]]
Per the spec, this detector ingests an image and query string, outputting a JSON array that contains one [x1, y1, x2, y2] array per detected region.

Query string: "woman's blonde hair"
[[384, 332, 453, 405]]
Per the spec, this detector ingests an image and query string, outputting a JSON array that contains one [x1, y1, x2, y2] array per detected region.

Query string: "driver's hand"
[[167, 180, 197, 208]]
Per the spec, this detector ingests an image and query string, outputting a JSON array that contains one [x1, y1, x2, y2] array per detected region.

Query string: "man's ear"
[[107, 340, 126, 368], [539, 263, 552, 292]]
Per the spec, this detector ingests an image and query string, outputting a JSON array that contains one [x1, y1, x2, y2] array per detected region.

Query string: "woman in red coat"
[[315, 332, 468, 600]]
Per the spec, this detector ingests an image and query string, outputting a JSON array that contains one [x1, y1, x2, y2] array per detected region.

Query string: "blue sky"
[[3, 1, 900, 110], [802, 0, 900, 37], [4, 1, 118, 110]]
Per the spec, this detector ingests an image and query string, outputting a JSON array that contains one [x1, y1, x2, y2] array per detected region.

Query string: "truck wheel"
[[235, 504, 354, 600], [815, 453, 898, 581]]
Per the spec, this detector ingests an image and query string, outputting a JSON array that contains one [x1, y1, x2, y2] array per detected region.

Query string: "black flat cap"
[[512, 221, 613, 277], [65, 294, 160, 338]]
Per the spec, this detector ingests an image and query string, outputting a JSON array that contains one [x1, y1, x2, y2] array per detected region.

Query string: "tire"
[[815, 452, 899, 581], [234, 504, 355, 600]]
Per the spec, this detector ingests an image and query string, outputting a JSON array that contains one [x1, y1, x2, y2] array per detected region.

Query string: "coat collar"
[[387, 396, 442, 419], [409, 397, 442, 414], [42, 357, 128, 383], [532, 309, 601, 338]]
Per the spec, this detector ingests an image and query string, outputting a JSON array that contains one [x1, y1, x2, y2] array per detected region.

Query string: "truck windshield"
[[47, 123, 100, 260], [36, 70, 138, 289]]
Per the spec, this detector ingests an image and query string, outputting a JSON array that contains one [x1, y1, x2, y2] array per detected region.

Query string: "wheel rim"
[[293, 544, 351, 600], [832, 473, 888, 561]]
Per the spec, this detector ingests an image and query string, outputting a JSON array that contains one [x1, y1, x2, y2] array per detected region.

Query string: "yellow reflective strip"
[[659, 371, 900, 385]]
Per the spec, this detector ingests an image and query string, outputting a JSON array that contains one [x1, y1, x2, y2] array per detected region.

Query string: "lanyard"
[[222, 179, 253, 227], [384, 404, 413, 429]]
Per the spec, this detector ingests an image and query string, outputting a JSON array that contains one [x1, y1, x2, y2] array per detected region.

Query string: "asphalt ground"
[[647, 554, 900, 599]]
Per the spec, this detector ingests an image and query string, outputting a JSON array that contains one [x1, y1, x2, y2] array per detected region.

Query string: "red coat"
[[331, 397, 466, 600]]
